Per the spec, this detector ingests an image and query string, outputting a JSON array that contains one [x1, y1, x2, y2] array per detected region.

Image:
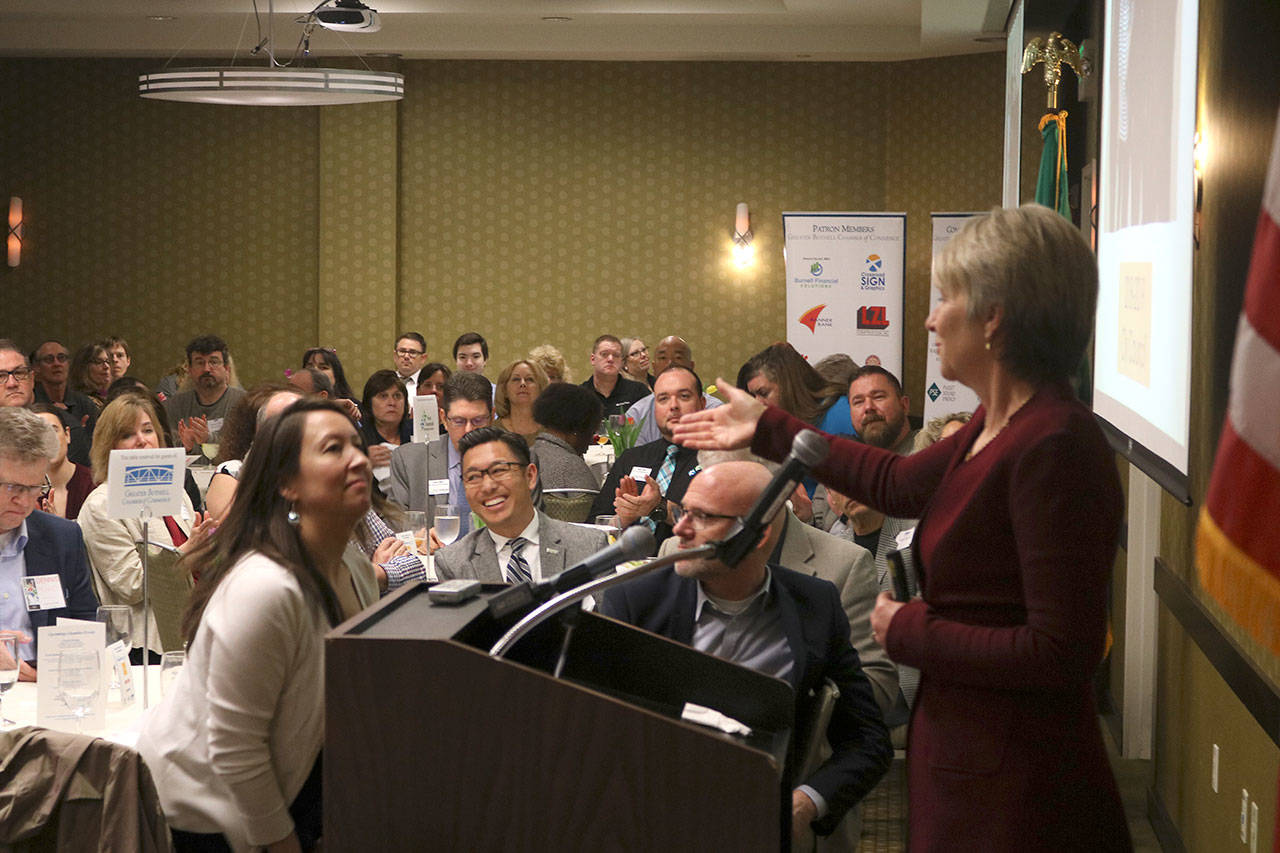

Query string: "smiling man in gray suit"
[[434, 428, 609, 584]]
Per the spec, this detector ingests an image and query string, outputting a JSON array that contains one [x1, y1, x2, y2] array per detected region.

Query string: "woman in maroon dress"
[[674, 204, 1130, 851]]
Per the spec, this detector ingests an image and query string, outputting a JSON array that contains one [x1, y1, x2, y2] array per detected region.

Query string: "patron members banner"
[[783, 212, 906, 380], [923, 213, 982, 423]]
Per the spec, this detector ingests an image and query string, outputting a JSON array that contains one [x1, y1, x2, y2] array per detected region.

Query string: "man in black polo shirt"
[[580, 334, 650, 416], [590, 364, 704, 546]]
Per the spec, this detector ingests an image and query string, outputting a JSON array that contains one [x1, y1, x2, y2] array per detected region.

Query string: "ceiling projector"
[[315, 0, 381, 32]]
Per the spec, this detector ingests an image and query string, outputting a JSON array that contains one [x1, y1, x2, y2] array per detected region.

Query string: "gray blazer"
[[656, 508, 898, 721], [434, 511, 610, 584], [387, 435, 451, 516], [532, 432, 600, 491]]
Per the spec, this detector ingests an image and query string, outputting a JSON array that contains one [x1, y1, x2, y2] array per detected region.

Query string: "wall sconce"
[[6, 197, 21, 268], [732, 202, 754, 267]]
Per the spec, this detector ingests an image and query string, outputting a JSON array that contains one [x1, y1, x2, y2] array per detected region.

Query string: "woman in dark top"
[[301, 347, 356, 402], [675, 205, 1130, 851], [69, 342, 112, 411], [31, 405, 94, 519], [359, 371, 410, 494]]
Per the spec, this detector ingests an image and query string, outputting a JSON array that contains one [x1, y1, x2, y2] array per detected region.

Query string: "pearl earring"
[[287, 503, 300, 525]]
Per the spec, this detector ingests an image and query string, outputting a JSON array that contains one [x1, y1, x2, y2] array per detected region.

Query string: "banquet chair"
[[541, 488, 599, 524], [0, 726, 172, 852], [133, 540, 193, 653]]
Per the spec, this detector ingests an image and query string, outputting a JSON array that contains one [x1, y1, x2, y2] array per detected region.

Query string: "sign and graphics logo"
[[810, 261, 823, 276], [798, 304, 830, 333], [123, 464, 175, 487], [860, 253, 887, 289], [856, 306, 890, 330], [927, 383, 942, 402]]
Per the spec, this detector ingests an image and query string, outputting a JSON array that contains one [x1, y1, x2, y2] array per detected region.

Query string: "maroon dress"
[[753, 383, 1130, 851], [64, 463, 94, 521]]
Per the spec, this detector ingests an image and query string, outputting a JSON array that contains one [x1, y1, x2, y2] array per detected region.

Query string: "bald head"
[[258, 390, 303, 426], [652, 336, 693, 375], [689, 461, 770, 516]]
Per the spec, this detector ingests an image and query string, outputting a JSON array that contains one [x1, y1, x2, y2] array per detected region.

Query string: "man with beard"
[[163, 334, 246, 452]]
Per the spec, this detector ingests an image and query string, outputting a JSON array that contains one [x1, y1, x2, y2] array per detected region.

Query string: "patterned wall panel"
[[884, 53, 1006, 413], [0, 59, 319, 388]]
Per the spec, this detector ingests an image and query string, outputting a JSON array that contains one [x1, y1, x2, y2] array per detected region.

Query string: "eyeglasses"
[[190, 357, 224, 369], [36, 353, 69, 364], [395, 348, 425, 358], [89, 358, 111, 366], [1, 477, 51, 500], [670, 503, 738, 530], [462, 460, 524, 487], [446, 415, 492, 430], [0, 367, 33, 384]]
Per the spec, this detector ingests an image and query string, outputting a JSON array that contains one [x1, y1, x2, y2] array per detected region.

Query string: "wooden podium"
[[325, 582, 795, 851]]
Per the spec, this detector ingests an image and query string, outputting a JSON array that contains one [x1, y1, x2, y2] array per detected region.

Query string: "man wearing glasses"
[[392, 332, 430, 411], [31, 340, 97, 428], [388, 371, 494, 545], [0, 407, 99, 681], [435, 427, 607, 584], [600, 461, 891, 848], [163, 334, 245, 452]]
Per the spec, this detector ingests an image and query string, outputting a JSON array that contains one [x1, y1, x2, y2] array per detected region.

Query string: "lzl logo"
[[123, 465, 175, 486], [860, 254, 887, 289], [798, 304, 828, 333], [810, 261, 823, 276], [857, 306, 889, 330], [927, 383, 942, 402]]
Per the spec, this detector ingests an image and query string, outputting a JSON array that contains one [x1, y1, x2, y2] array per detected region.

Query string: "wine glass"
[[160, 651, 186, 697], [55, 649, 100, 733], [435, 504, 461, 547], [96, 605, 132, 694], [0, 636, 19, 727], [200, 442, 220, 463]]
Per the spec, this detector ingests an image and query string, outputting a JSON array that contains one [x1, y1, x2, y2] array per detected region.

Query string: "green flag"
[[1035, 110, 1070, 218]]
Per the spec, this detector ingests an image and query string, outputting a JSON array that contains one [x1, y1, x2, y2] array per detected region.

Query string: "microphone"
[[541, 524, 656, 595], [714, 429, 828, 567]]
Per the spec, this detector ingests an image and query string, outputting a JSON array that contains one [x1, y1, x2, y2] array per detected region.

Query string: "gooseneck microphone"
[[540, 524, 657, 596], [714, 429, 829, 567]]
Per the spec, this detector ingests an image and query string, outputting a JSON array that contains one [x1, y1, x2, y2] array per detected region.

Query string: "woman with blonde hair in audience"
[[619, 336, 654, 387], [675, 204, 1130, 849], [69, 342, 112, 410], [912, 410, 972, 453], [137, 398, 376, 852], [31, 404, 94, 520], [495, 358, 549, 444], [528, 344, 572, 384], [77, 394, 215, 663]]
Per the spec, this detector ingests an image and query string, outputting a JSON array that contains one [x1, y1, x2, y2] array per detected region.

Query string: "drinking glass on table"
[[96, 605, 133, 697], [160, 650, 186, 696], [434, 504, 461, 546], [400, 511, 427, 554], [55, 649, 100, 733], [0, 636, 19, 727], [595, 515, 622, 542]]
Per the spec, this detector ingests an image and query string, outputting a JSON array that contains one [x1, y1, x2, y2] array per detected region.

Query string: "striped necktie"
[[506, 537, 533, 584]]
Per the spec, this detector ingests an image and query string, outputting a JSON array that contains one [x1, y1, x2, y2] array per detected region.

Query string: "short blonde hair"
[[90, 395, 158, 484], [494, 359, 550, 418], [932, 204, 1097, 384], [528, 345, 572, 384]]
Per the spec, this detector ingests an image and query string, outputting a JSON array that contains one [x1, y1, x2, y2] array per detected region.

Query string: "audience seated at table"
[[434, 427, 608, 584], [137, 398, 376, 853], [30, 404, 94, 520], [77, 395, 214, 663], [0, 407, 99, 682], [495, 358, 549, 444], [531, 382, 604, 492]]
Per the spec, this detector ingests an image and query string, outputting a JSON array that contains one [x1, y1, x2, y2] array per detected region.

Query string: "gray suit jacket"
[[387, 435, 451, 516], [656, 508, 898, 720], [434, 511, 610, 583]]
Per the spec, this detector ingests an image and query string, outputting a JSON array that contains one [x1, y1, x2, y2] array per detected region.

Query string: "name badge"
[[428, 478, 451, 496], [22, 575, 68, 611], [895, 527, 916, 550], [628, 466, 653, 482]]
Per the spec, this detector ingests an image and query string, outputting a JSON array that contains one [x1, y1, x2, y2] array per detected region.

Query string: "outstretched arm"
[[669, 378, 765, 450]]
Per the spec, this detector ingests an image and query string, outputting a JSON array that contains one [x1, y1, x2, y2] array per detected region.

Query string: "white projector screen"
[[1093, 0, 1198, 504]]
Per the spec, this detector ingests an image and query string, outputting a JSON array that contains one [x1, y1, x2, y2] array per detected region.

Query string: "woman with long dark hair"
[[137, 399, 375, 852], [301, 347, 356, 402]]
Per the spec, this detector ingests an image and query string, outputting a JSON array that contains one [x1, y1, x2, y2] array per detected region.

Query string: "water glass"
[[435, 504, 461, 546], [0, 636, 18, 726], [96, 605, 132, 651], [400, 511, 427, 554], [160, 651, 186, 697], [55, 649, 100, 732], [596, 515, 622, 542]]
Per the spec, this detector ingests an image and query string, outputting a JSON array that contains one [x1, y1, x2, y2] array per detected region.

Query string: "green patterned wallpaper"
[[1, 54, 1004, 407]]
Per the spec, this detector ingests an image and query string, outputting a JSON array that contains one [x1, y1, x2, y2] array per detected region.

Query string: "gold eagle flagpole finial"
[[1021, 31, 1090, 110]]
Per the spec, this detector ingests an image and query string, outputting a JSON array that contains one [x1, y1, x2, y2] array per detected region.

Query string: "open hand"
[[670, 378, 765, 451]]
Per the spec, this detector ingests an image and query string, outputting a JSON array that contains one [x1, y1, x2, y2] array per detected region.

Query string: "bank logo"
[[857, 306, 889, 330], [927, 383, 942, 402], [799, 304, 829, 333], [123, 464, 175, 487], [810, 261, 823, 276], [866, 254, 883, 272]]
